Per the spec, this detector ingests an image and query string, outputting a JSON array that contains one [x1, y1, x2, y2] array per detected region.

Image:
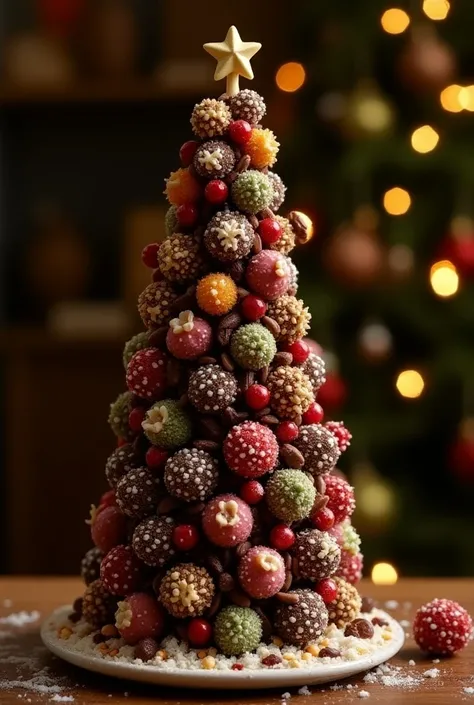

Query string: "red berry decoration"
[[173, 524, 199, 552], [270, 524, 295, 550], [325, 421, 352, 452], [141, 243, 160, 269], [240, 480, 264, 505], [145, 446, 168, 471], [204, 179, 228, 204], [315, 578, 338, 604], [224, 421, 279, 478], [116, 592, 165, 645], [99, 489, 116, 508], [228, 120, 252, 145], [324, 475, 356, 524], [283, 339, 310, 364], [276, 420, 299, 443], [413, 598, 473, 655], [302, 401, 325, 425], [100, 545, 143, 596], [187, 618, 213, 647], [241, 294, 267, 321], [128, 406, 145, 433], [312, 506, 335, 531], [91, 505, 127, 554], [245, 384, 270, 410], [177, 203, 198, 228], [126, 348, 167, 401], [179, 140, 199, 167], [258, 218, 282, 246], [336, 550, 363, 585]]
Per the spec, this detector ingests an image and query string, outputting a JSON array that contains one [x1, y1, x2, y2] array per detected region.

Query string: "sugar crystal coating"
[[214, 606, 263, 656], [246, 250, 290, 301], [301, 353, 326, 392], [108, 391, 134, 440], [223, 421, 279, 478], [142, 399, 192, 449], [165, 205, 179, 236], [230, 323, 276, 370], [166, 311, 213, 361], [122, 332, 150, 369], [164, 448, 218, 502], [265, 468, 316, 523], [126, 348, 167, 401], [237, 546, 286, 598], [202, 493, 253, 547], [232, 171, 274, 215]]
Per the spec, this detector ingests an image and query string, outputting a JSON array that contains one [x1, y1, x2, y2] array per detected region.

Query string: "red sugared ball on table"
[[146, 446, 168, 471], [270, 524, 295, 550], [276, 421, 299, 443], [413, 598, 473, 655], [173, 524, 199, 551], [188, 618, 213, 647], [315, 578, 338, 604], [283, 339, 310, 364], [204, 179, 229, 204], [312, 506, 335, 531], [302, 401, 325, 425], [241, 294, 267, 321], [228, 120, 252, 145], [245, 384, 270, 410], [240, 480, 264, 505], [128, 406, 145, 433], [258, 218, 282, 246], [179, 140, 199, 167], [141, 243, 160, 269], [177, 203, 199, 228]]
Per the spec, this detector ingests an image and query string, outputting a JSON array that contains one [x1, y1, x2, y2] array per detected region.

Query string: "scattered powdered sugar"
[[297, 686, 311, 696], [358, 690, 370, 698], [400, 619, 410, 628], [0, 611, 40, 627], [464, 687, 474, 695], [423, 668, 440, 678], [51, 696, 74, 702], [0, 675, 62, 695], [432, 659, 440, 664], [385, 600, 399, 610], [363, 663, 423, 689], [408, 659, 416, 666]]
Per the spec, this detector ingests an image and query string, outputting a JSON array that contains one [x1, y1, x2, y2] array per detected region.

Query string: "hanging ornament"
[[317, 372, 347, 411], [352, 462, 397, 534], [397, 25, 456, 93], [358, 322, 393, 363], [341, 79, 396, 139], [439, 216, 474, 277], [449, 419, 474, 483], [387, 244, 415, 280]]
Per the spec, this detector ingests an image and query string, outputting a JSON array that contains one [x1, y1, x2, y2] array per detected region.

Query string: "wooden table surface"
[[0, 577, 473, 704]]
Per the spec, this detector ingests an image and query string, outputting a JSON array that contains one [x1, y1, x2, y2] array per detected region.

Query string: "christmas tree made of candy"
[[79, 27, 364, 664]]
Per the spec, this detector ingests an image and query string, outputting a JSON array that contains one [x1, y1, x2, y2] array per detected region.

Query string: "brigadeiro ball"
[[246, 250, 290, 301], [230, 323, 276, 370], [159, 563, 215, 618], [270, 216, 296, 255], [232, 171, 274, 215], [202, 494, 253, 547], [164, 448, 218, 502], [238, 546, 286, 599], [267, 366, 314, 420], [301, 353, 326, 393], [214, 606, 263, 656], [191, 98, 231, 139], [138, 280, 176, 330], [123, 332, 150, 369], [229, 89, 266, 125], [193, 140, 236, 179], [294, 424, 340, 476], [166, 310, 212, 361], [266, 468, 316, 523], [80, 547, 103, 586], [108, 391, 134, 440], [141, 399, 192, 450], [82, 579, 117, 629], [266, 295, 311, 344], [327, 577, 362, 628], [275, 589, 328, 646], [267, 172, 286, 212], [105, 443, 140, 488], [165, 205, 179, 236], [293, 529, 341, 581], [224, 421, 279, 478], [157, 234, 205, 284], [132, 516, 175, 567], [115, 592, 165, 645], [204, 211, 254, 263], [188, 364, 237, 413], [126, 348, 167, 401], [116, 468, 159, 519]]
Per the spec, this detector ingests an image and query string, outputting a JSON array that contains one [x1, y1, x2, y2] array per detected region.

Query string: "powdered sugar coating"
[[126, 348, 167, 401], [275, 589, 328, 646], [164, 448, 218, 502], [105, 444, 140, 488], [223, 421, 279, 478], [202, 494, 253, 547], [293, 529, 341, 581], [115, 468, 159, 519], [166, 314, 212, 360], [100, 545, 143, 597], [295, 424, 340, 476], [188, 364, 237, 413], [132, 516, 175, 567], [413, 598, 473, 655], [246, 251, 290, 301]]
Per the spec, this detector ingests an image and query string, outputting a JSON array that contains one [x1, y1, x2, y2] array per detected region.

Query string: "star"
[[204, 26, 261, 95]]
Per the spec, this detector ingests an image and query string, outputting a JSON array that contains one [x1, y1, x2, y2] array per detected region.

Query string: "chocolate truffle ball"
[[274, 589, 328, 646], [193, 140, 236, 179], [82, 579, 117, 629], [267, 366, 314, 420], [159, 564, 215, 618], [294, 424, 340, 475], [301, 353, 326, 393], [214, 606, 263, 656], [204, 211, 254, 263], [191, 98, 231, 139], [267, 172, 286, 212], [80, 546, 103, 586], [229, 89, 266, 125], [327, 577, 362, 628], [108, 391, 134, 440], [266, 295, 311, 344], [138, 280, 176, 330], [188, 364, 237, 413], [157, 234, 205, 284], [105, 443, 140, 488], [164, 448, 218, 502], [122, 332, 150, 369], [132, 516, 175, 567], [265, 468, 316, 523], [115, 468, 159, 519], [293, 529, 341, 581]]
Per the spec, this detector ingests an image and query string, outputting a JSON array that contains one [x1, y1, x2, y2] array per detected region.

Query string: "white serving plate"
[[41, 606, 404, 690]]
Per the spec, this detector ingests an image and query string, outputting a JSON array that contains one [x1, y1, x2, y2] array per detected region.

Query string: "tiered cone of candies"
[[78, 34, 364, 662]]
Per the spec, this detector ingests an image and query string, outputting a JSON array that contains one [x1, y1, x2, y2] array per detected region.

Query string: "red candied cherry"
[[228, 119, 252, 145], [128, 407, 145, 433], [312, 506, 335, 531], [240, 480, 264, 505], [302, 401, 325, 425], [241, 294, 267, 321], [232, 663, 244, 671], [172, 524, 199, 551], [177, 203, 198, 228], [315, 578, 338, 604], [245, 384, 270, 410], [204, 179, 228, 204], [258, 218, 282, 246], [283, 339, 310, 364], [91, 505, 127, 554], [145, 446, 168, 471], [270, 524, 295, 550], [100, 489, 116, 508], [141, 243, 160, 269], [187, 618, 213, 647], [179, 140, 199, 166], [276, 420, 299, 443]]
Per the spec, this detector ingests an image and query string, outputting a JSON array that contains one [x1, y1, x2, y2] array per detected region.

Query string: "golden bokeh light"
[[275, 62, 306, 93], [422, 0, 450, 20], [430, 260, 459, 297], [372, 562, 399, 586], [410, 125, 439, 153], [380, 8, 410, 34], [396, 369, 425, 398], [383, 187, 411, 215], [292, 211, 314, 241], [358, 482, 395, 519], [458, 86, 474, 111], [440, 84, 463, 112]]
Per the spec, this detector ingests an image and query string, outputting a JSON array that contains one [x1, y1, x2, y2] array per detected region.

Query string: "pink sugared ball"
[[202, 493, 253, 547], [126, 348, 167, 401], [246, 250, 290, 301], [115, 592, 165, 645], [238, 546, 286, 599], [336, 550, 363, 585], [166, 310, 212, 360], [223, 421, 279, 478]]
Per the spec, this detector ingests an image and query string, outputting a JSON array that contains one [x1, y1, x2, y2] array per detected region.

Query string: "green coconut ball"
[[108, 391, 134, 440], [142, 399, 192, 450], [230, 323, 276, 371], [122, 332, 150, 369], [341, 521, 361, 555], [231, 170, 274, 214], [214, 606, 262, 656], [266, 468, 316, 523], [165, 205, 179, 236]]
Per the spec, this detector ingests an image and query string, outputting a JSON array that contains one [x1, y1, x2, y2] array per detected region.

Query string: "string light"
[[275, 62, 306, 93], [372, 562, 398, 586], [430, 260, 459, 297], [396, 369, 425, 398], [292, 211, 314, 241], [440, 85, 464, 112], [410, 125, 439, 153], [380, 8, 410, 34], [383, 187, 411, 215], [459, 86, 474, 111], [422, 0, 450, 20]]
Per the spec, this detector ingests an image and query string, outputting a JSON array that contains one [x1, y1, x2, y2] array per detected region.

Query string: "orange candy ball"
[[196, 273, 238, 316], [164, 168, 201, 206], [245, 128, 280, 169]]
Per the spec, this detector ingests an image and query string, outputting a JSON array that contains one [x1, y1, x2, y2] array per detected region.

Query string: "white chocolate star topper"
[[204, 26, 261, 96]]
